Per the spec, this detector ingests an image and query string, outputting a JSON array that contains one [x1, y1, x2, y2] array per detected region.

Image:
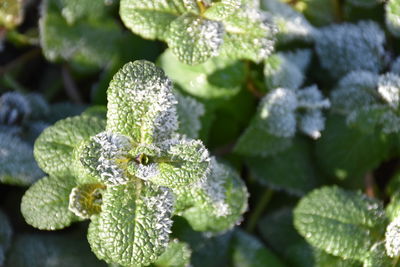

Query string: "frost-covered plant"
[[120, 0, 276, 64], [315, 21, 386, 79], [294, 186, 400, 266], [331, 71, 400, 134], [21, 61, 247, 266]]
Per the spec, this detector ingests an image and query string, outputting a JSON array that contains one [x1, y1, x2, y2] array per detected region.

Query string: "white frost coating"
[[175, 92, 205, 139], [283, 49, 312, 73], [198, 19, 225, 57], [92, 131, 132, 185], [386, 216, 400, 257], [260, 88, 298, 138], [143, 184, 174, 249], [299, 110, 325, 139], [315, 21, 385, 78], [194, 157, 230, 217], [264, 54, 304, 90], [0, 92, 31, 125], [296, 85, 331, 110], [135, 163, 160, 181], [378, 73, 400, 109], [262, 0, 316, 42]]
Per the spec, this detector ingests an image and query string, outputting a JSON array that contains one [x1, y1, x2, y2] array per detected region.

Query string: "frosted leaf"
[[378, 73, 400, 109], [380, 108, 400, 134], [80, 131, 132, 186], [221, 6, 276, 62], [107, 61, 178, 145], [315, 21, 385, 78], [331, 71, 379, 114], [0, 92, 30, 125], [296, 85, 331, 110], [298, 110, 325, 139], [166, 14, 224, 65], [264, 53, 304, 90], [282, 49, 312, 73], [95, 182, 174, 266], [204, 0, 242, 20], [386, 0, 400, 38], [68, 183, 105, 219], [386, 217, 400, 257], [364, 241, 392, 267], [175, 91, 205, 138], [259, 88, 298, 138], [0, 133, 42, 186], [261, 0, 316, 43]]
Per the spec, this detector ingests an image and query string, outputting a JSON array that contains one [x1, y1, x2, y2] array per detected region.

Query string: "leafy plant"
[[21, 60, 247, 266]]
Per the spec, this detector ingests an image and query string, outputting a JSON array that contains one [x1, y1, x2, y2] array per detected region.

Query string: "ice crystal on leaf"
[[386, 217, 400, 258], [22, 60, 247, 267]]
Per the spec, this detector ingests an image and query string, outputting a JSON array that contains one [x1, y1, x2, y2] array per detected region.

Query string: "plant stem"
[[245, 188, 273, 233], [365, 172, 375, 198]]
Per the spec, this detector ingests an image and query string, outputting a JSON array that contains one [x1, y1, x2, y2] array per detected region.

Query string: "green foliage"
[[153, 239, 192, 267], [294, 186, 387, 262], [0, 0, 23, 29], [120, 0, 276, 64]]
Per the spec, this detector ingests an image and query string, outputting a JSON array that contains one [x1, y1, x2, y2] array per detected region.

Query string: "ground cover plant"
[[2, 0, 400, 266]]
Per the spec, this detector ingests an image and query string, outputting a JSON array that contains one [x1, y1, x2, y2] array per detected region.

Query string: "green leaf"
[[313, 249, 361, 267], [175, 91, 205, 139], [220, 5, 276, 62], [230, 229, 285, 267], [40, 0, 122, 68], [6, 233, 105, 267], [294, 186, 387, 261], [107, 60, 178, 145], [246, 138, 318, 196], [68, 183, 105, 219], [158, 49, 246, 100], [154, 239, 191, 267], [175, 158, 248, 232], [386, 192, 400, 221], [204, 0, 242, 21], [0, 210, 12, 266], [119, 0, 184, 40], [166, 13, 224, 65], [0, 133, 43, 186], [149, 138, 210, 188], [315, 115, 390, 181], [364, 242, 392, 267], [34, 115, 105, 176], [57, 0, 110, 24], [92, 182, 174, 266], [21, 175, 77, 230], [386, 0, 400, 38], [258, 208, 314, 267], [0, 0, 24, 28]]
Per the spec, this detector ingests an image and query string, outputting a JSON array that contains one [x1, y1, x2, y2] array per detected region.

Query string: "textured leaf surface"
[[204, 0, 242, 20], [159, 49, 245, 99], [175, 91, 205, 138], [6, 233, 105, 267], [40, 0, 121, 68], [315, 115, 390, 180], [294, 186, 387, 261], [107, 60, 178, 145], [313, 249, 361, 267], [34, 115, 105, 176], [220, 6, 276, 62], [175, 158, 248, 232], [93, 182, 173, 266], [0, 133, 43, 186], [230, 229, 285, 267], [119, 0, 183, 40], [246, 138, 318, 196], [21, 175, 77, 230], [154, 239, 191, 267], [166, 13, 224, 65], [364, 242, 392, 267], [68, 183, 105, 219], [386, 217, 400, 258]]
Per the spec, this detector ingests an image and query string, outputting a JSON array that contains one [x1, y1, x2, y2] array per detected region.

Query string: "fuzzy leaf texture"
[[21, 175, 78, 230], [154, 239, 192, 267], [88, 182, 174, 266], [120, 0, 276, 64], [34, 115, 105, 177], [294, 186, 387, 261]]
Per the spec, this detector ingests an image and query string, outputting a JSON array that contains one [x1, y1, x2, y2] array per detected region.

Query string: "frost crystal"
[[85, 131, 132, 185], [386, 217, 400, 257], [378, 73, 400, 109], [315, 21, 386, 78], [143, 184, 174, 249]]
